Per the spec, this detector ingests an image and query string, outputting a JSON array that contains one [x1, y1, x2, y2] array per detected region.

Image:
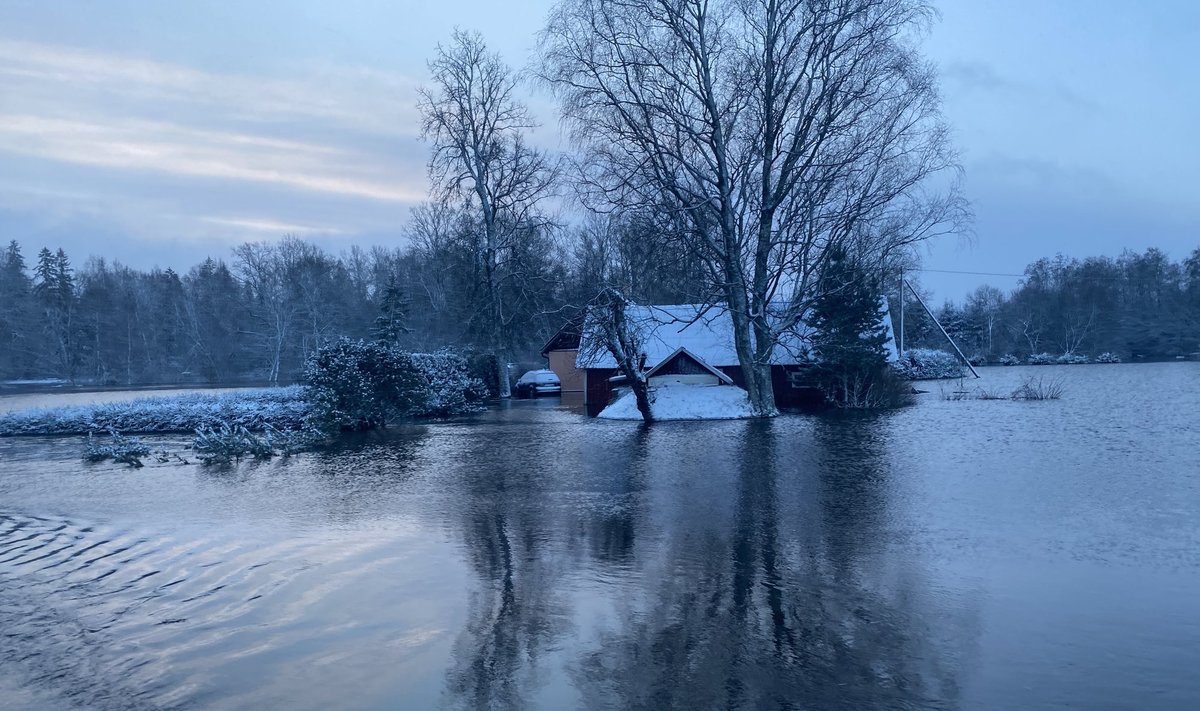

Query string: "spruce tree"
[[808, 248, 895, 407], [373, 275, 411, 345]]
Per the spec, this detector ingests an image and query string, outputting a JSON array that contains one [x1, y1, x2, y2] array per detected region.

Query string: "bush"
[[893, 348, 965, 380], [1012, 375, 1064, 400], [1027, 352, 1056, 365], [303, 339, 488, 433], [410, 350, 489, 416], [1056, 353, 1090, 365], [464, 351, 501, 399], [192, 423, 325, 465], [303, 339, 427, 432], [1096, 352, 1122, 364], [84, 431, 152, 468], [999, 354, 1020, 366], [820, 367, 914, 409]]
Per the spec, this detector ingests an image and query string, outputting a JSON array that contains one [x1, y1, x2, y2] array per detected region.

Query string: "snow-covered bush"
[[409, 350, 489, 416], [84, 431, 151, 467], [0, 387, 310, 436], [191, 423, 324, 465], [1056, 353, 1090, 365], [967, 353, 987, 366], [893, 348, 965, 380], [1027, 352, 1056, 365], [303, 339, 486, 433], [999, 354, 1020, 366], [1096, 352, 1122, 364], [303, 339, 427, 432]]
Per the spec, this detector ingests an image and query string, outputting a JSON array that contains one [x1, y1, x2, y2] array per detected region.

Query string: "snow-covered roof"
[[576, 304, 803, 369], [576, 301, 897, 370]]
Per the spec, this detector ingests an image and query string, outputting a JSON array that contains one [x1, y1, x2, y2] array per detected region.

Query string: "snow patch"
[[598, 383, 756, 421]]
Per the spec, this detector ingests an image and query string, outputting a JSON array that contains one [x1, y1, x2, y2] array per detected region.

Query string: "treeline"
[[0, 235, 559, 385], [0, 213, 711, 386], [902, 248, 1200, 362]]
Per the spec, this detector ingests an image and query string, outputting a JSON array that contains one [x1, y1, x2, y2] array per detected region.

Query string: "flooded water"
[[1, 363, 1198, 710]]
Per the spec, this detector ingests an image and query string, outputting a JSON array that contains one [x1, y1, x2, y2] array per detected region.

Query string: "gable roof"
[[645, 347, 735, 384], [576, 300, 897, 370]]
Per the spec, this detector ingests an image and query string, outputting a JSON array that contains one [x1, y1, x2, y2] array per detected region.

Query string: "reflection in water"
[[564, 419, 977, 710], [4, 365, 1200, 710]]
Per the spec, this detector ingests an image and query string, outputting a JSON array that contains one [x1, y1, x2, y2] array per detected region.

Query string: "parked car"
[[514, 369, 561, 398]]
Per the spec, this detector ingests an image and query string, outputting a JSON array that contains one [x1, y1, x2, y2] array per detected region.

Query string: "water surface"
[[1, 363, 1198, 710]]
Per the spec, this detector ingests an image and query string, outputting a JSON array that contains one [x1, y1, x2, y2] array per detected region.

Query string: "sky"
[[0, 0, 1197, 302]]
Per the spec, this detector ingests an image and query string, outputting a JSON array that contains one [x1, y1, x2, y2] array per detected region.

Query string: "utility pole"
[[906, 279, 979, 378], [898, 268, 905, 356]]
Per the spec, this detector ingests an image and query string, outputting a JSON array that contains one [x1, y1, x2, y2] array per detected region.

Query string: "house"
[[539, 316, 585, 404], [544, 302, 898, 414]]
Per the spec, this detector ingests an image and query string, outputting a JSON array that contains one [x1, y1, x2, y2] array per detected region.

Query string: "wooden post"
[[905, 279, 979, 378]]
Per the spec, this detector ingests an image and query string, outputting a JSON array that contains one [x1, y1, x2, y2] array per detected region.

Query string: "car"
[[514, 369, 561, 398]]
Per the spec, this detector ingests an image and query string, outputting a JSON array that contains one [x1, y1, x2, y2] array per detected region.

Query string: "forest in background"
[[901, 247, 1200, 363], [1, 234, 1197, 387]]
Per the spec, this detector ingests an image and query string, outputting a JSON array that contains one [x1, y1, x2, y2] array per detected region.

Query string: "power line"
[[914, 268, 1026, 278]]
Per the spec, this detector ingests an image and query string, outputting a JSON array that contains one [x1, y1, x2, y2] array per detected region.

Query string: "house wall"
[[584, 368, 618, 415], [547, 349, 585, 394]]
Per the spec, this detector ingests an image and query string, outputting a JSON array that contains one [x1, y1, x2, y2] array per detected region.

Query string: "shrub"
[[409, 350, 489, 416], [1027, 352, 1056, 365], [1012, 375, 1064, 400], [893, 348, 965, 380], [192, 423, 325, 465], [464, 351, 501, 399], [1056, 353, 1090, 365], [1096, 352, 1121, 364], [303, 339, 487, 433], [999, 354, 1020, 366], [303, 339, 427, 432], [84, 431, 152, 468]]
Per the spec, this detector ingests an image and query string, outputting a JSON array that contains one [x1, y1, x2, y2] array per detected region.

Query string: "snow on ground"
[[598, 384, 756, 421]]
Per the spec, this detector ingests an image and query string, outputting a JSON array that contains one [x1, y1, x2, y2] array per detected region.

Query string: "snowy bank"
[[0, 387, 311, 436], [598, 384, 756, 421]]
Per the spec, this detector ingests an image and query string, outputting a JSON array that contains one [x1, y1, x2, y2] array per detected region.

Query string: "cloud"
[[200, 216, 348, 236], [0, 114, 425, 203], [0, 39, 424, 137], [0, 39, 432, 203], [0, 38, 433, 254], [941, 59, 1100, 114]]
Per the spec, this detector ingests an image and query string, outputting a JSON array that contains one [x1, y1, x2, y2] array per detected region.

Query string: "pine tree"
[[373, 275, 411, 345], [808, 248, 898, 408]]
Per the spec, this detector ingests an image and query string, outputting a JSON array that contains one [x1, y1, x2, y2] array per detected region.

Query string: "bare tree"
[[579, 288, 655, 422], [419, 29, 559, 396], [540, 0, 967, 415]]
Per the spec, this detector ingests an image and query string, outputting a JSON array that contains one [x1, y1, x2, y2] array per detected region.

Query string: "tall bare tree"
[[419, 29, 559, 395], [541, 0, 968, 414]]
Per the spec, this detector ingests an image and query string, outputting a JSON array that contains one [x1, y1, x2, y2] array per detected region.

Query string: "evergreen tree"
[[0, 241, 36, 377], [373, 275, 411, 345], [809, 249, 901, 408]]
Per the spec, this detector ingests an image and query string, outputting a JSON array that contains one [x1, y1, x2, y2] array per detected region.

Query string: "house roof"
[[540, 312, 584, 356], [575, 301, 897, 370], [645, 347, 736, 385]]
